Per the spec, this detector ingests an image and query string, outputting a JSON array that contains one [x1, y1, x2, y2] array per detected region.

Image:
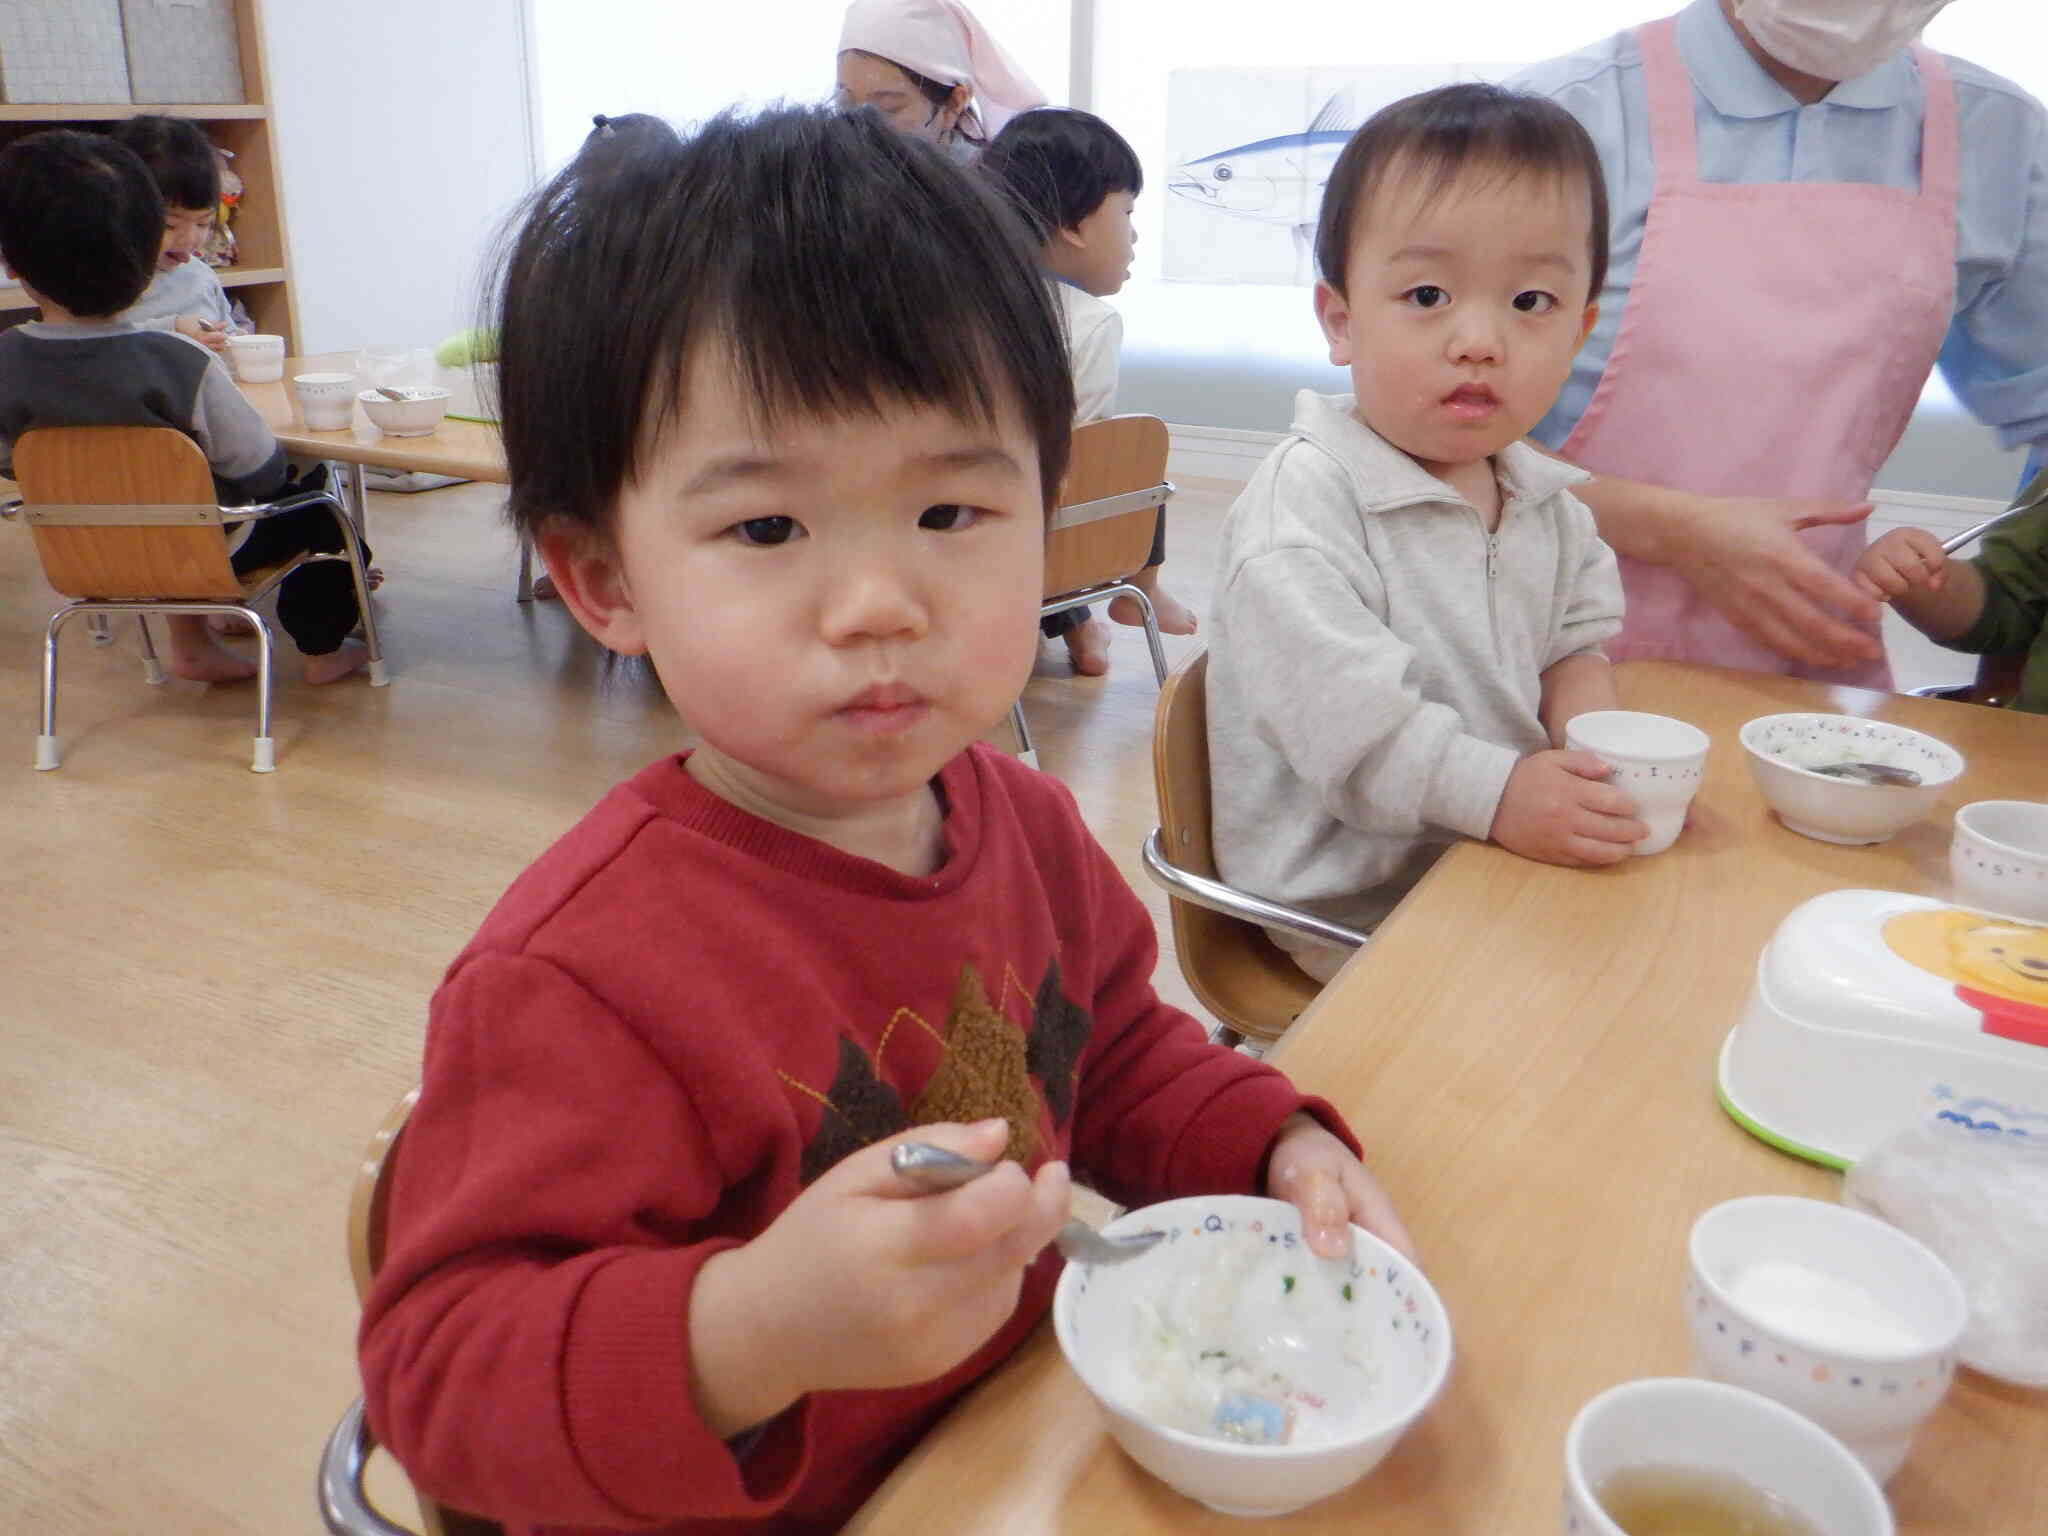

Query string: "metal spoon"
[[890, 1141, 1165, 1266], [1940, 466, 2048, 555], [373, 386, 411, 402], [1810, 761, 1923, 788]]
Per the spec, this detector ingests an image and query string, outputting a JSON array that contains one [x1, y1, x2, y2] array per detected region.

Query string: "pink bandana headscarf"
[[838, 0, 1048, 137]]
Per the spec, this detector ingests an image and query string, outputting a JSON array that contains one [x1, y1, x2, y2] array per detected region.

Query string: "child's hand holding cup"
[[1562, 710, 1710, 856]]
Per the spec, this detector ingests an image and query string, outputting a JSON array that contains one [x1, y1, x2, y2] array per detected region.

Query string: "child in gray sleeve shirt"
[[1209, 84, 1646, 984]]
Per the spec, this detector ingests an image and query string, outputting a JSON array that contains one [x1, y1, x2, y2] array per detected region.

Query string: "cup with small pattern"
[[1951, 800, 2048, 923], [1686, 1196, 1967, 1483], [1563, 710, 1710, 856], [291, 371, 357, 431], [1562, 1377, 1892, 1535], [225, 332, 284, 383]]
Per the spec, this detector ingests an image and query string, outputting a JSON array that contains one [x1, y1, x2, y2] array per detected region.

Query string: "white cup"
[[292, 371, 357, 431], [1950, 799, 2048, 923], [1686, 1196, 1967, 1484], [226, 332, 285, 383], [1564, 709, 1710, 856], [1562, 1377, 1893, 1535]]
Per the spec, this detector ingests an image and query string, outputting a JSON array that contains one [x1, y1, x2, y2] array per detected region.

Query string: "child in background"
[[1856, 513, 2048, 713], [107, 115, 238, 355], [359, 105, 1410, 1535], [1208, 84, 1644, 984], [0, 131, 369, 686], [979, 106, 1198, 677]]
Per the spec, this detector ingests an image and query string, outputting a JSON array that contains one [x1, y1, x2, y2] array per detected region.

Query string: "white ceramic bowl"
[[1687, 1196, 1967, 1484], [1739, 713, 1963, 845], [1562, 1377, 1893, 1535], [1053, 1194, 1451, 1518], [1950, 799, 2048, 923], [357, 386, 451, 437]]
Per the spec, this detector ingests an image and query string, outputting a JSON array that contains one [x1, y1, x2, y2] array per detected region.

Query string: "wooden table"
[[236, 350, 506, 484], [849, 663, 2048, 1534]]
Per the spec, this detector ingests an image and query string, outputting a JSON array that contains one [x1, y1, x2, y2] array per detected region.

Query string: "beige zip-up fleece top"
[[1208, 390, 1624, 978]]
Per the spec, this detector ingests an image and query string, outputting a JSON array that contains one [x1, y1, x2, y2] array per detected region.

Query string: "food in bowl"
[[1056, 1195, 1451, 1517], [1738, 714, 1963, 846], [357, 385, 451, 437]]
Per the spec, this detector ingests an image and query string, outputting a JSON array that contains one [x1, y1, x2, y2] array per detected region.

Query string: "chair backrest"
[[1151, 650, 1323, 1045], [1043, 414, 1169, 598], [347, 1091, 506, 1536], [14, 426, 244, 600], [1972, 651, 2027, 709]]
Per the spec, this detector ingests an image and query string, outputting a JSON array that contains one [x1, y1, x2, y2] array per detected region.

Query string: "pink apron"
[[1561, 17, 1960, 687]]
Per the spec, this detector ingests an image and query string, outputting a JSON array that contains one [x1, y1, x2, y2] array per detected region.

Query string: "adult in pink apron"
[[1560, 15, 1959, 688]]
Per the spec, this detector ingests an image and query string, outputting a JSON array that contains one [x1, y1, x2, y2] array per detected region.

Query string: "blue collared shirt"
[[1510, 0, 2048, 455]]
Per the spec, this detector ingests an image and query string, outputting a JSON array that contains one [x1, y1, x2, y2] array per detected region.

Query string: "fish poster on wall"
[[1165, 65, 1520, 286]]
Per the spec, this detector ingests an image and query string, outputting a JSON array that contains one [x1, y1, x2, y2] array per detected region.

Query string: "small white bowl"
[[1950, 800, 2048, 923], [357, 386, 450, 437], [1563, 1377, 1893, 1535], [1687, 1196, 1967, 1484], [1739, 713, 1963, 845], [1054, 1194, 1451, 1518]]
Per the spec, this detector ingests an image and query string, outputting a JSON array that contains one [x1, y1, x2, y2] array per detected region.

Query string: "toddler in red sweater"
[[358, 103, 1412, 1535]]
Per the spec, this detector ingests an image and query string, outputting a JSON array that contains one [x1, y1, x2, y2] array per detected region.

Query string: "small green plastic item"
[[434, 326, 499, 369]]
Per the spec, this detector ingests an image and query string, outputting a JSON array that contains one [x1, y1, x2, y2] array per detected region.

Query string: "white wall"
[[264, 0, 538, 355]]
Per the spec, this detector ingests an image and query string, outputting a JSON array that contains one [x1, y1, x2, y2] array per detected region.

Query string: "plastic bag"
[[1843, 1118, 2048, 1388]]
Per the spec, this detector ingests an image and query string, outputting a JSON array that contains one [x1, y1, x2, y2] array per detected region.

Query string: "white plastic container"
[[1718, 888, 2048, 1167]]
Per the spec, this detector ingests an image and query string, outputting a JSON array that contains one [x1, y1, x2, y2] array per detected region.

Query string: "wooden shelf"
[[0, 2, 296, 343], [0, 103, 267, 121], [0, 265, 286, 312]]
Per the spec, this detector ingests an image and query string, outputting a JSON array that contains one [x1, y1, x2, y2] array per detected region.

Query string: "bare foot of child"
[[207, 613, 256, 636], [303, 640, 370, 686], [1062, 617, 1110, 676], [1108, 569, 1198, 635], [165, 615, 258, 683]]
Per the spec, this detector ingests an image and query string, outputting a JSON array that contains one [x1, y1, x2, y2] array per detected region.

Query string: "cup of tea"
[[1686, 1196, 1967, 1483], [225, 332, 285, 383], [1563, 710, 1710, 856], [291, 371, 357, 432], [1562, 1377, 1892, 1535]]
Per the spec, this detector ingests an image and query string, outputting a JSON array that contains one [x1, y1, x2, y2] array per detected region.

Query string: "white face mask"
[[1735, 0, 1956, 82]]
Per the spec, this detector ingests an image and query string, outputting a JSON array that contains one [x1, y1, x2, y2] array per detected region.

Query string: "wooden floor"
[[0, 473, 1230, 1534]]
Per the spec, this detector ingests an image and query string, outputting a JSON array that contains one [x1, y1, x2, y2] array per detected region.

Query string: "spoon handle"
[[890, 1141, 996, 1192]]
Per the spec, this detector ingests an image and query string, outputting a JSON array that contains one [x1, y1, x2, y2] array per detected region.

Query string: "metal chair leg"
[[87, 612, 114, 646], [37, 606, 78, 770], [1009, 700, 1038, 771], [516, 531, 536, 603], [346, 461, 370, 541], [336, 505, 389, 687], [251, 611, 277, 773], [136, 615, 165, 684], [1114, 582, 1170, 685], [317, 1396, 414, 1536]]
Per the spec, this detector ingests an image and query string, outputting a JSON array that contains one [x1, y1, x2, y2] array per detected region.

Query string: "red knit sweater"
[[358, 745, 1355, 1534]]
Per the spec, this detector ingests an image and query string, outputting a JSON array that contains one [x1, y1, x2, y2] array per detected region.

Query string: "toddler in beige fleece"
[[1208, 83, 1646, 983]]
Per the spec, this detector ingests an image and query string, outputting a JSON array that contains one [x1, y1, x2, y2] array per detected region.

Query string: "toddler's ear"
[[538, 523, 649, 655], [1312, 280, 1353, 367], [1576, 300, 1600, 350]]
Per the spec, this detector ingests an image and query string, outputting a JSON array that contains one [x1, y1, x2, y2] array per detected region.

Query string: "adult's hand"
[[1675, 496, 1883, 670]]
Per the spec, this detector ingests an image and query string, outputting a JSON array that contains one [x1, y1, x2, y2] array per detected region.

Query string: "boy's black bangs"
[[108, 115, 220, 211], [495, 105, 1072, 541], [1315, 83, 1609, 304]]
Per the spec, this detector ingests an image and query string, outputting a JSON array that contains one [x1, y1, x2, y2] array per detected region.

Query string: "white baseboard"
[[1166, 421, 2005, 539]]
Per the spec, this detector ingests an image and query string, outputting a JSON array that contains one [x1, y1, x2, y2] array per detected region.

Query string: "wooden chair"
[[319, 1090, 505, 1536], [1010, 414, 1174, 769], [1142, 649, 1367, 1048], [8, 426, 385, 772]]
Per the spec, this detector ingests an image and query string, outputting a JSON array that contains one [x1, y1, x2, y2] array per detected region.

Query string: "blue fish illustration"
[[1169, 90, 1355, 272]]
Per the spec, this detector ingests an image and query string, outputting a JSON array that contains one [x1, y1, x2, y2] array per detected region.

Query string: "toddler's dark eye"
[[732, 515, 799, 546], [1404, 285, 1449, 309], [919, 503, 982, 531], [1513, 290, 1558, 314]]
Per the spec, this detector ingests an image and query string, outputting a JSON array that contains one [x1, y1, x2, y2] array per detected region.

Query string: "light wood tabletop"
[[849, 662, 2048, 1535], [236, 351, 507, 484]]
